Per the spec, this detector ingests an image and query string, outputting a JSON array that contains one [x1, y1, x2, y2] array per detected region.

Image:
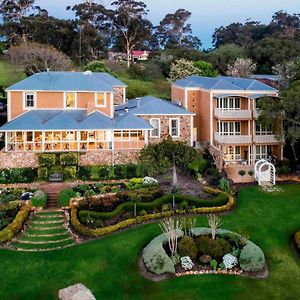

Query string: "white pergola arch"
[[254, 159, 276, 186]]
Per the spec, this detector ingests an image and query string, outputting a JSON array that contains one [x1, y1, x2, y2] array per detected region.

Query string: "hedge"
[[0, 202, 32, 243], [0, 168, 38, 184], [78, 193, 229, 222], [0, 201, 21, 211], [71, 188, 235, 237]]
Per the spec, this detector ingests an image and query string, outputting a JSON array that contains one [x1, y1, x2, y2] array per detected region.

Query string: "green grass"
[[11, 239, 74, 250], [0, 59, 25, 87], [0, 184, 300, 299], [18, 233, 71, 242], [32, 216, 64, 222], [26, 227, 66, 235]]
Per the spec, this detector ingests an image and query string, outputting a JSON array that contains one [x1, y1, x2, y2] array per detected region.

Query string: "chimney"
[[136, 98, 141, 108]]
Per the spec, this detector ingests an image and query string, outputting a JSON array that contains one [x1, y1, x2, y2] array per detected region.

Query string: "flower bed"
[[141, 227, 266, 279], [70, 187, 235, 237]]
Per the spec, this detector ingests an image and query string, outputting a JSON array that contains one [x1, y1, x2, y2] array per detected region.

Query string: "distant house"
[[131, 51, 150, 61], [251, 75, 281, 89]]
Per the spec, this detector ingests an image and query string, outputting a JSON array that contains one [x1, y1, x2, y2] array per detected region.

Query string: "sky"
[[38, 0, 300, 48]]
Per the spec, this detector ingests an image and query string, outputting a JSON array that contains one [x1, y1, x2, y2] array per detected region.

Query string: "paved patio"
[[224, 165, 255, 183]]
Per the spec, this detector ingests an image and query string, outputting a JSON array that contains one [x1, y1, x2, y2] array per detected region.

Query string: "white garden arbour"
[[254, 159, 276, 186]]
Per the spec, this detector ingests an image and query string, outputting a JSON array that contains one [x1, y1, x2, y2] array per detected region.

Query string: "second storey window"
[[217, 97, 241, 110], [255, 122, 272, 135], [65, 92, 76, 108], [217, 121, 241, 135], [170, 119, 179, 137], [150, 118, 160, 138], [96, 92, 106, 107], [25, 93, 35, 108]]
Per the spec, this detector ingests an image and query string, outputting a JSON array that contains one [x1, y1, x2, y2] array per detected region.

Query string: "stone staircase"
[[10, 210, 77, 252], [40, 183, 69, 209]]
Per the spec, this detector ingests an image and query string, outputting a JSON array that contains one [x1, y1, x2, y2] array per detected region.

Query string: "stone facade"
[[140, 115, 192, 145], [0, 152, 38, 169], [113, 86, 125, 105], [79, 150, 139, 166]]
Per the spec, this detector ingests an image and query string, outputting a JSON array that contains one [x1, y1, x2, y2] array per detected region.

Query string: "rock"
[[59, 283, 96, 300]]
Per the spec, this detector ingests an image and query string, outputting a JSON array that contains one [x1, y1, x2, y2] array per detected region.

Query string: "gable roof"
[[119, 96, 194, 115], [114, 113, 152, 130], [6, 72, 127, 92], [173, 75, 277, 92]]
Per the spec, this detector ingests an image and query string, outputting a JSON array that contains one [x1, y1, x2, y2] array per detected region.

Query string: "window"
[[25, 93, 35, 108], [95, 92, 106, 107], [256, 145, 272, 159], [65, 92, 76, 108], [217, 122, 241, 135], [217, 97, 241, 110], [255, 122, 272, 135], [150, 119, 160, 138], [170, 119, 179, 137]]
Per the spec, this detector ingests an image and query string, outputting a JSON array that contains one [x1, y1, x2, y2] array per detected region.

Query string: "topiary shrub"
[[178, 236, 197, 260], [38, 167, 48, 181], [60, 153, 78, 166], [239, 241, 265, 272], [38, 153, 56, 167], [58, 188, 76, 207], [196, 235, 231, 258], [64, 166, 77, 180]]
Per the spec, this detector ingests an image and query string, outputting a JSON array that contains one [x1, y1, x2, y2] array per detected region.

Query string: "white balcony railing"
[[215, 109, 252, 119], [253, 109, 260, 119], [253, 135, 281, 144], [215, 134, 252, 145]]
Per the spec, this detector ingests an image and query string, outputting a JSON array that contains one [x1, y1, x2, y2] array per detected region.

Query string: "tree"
[[111, 0, 152, 68], [168, 58, 199, 81], [5, 42, 72, 75], [159, 217, 182, 256], [206, 44, 246, 74], [153, 9, 201, 50], [272, 61, 298, 87], [238, 170, 246, 182], [207, 214, 221, 240], [84, 60, 110, 73], [226, 58, 256, 78], [194, 60, 218, 77], [208, 145, 223, 173], [0, 0, 36, 22]]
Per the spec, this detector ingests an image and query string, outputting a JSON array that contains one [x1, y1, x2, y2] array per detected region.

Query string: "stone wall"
[[140, 115, 192, 145], [0, 152, 38, 169], [79, 150, 139, 166], [113, 86, 125, 105]]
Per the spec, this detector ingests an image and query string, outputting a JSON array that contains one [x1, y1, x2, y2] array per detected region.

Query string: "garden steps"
[[9, 209, 77, 252], [40, 183, 70, 209]]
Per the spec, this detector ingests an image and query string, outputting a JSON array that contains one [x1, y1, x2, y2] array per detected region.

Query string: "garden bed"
[[141, 227, 267, 281]]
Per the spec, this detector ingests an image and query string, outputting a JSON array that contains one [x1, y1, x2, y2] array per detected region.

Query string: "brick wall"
[[140, 115, 192, 145], [113, 86, 125, 105], [0, 152, 38, 169], [79, 150, 139, 166]]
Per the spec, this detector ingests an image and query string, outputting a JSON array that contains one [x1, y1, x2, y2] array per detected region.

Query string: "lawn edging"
[[70, 187, 235, 238]]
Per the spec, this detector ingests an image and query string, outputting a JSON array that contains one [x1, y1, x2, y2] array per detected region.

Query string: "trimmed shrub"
[[31, 190, 47, 208], [58, 189, 76, 207], [38, 153, 56, 167], [239, 241, 265, 272], [38, 167, 48, 181], [0, 202, 32, 243], [178, 236, 197, 260], [0, 168, 38, 184], [210, 259, 218, 270], [188, 157, 207, 175], [60, 153, 78, 166], [196, 235, 231, 257], [64, 166, 77, 180]]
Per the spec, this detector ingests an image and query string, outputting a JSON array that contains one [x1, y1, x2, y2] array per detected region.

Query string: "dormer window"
[[95, 92, 106, 107], [65, 92, 76, 108], [24, 92, 35, 108]]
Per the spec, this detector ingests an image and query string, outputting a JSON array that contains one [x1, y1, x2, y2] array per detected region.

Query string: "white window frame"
[[23, 92, 36, 109], [169, 118, 180, 138], [255, 122, 273, 135], [217, 97, 241, 110], [150, 118, 160, 138], [64, 92, 77, 109], [95, 92, 106, 107], [217, 121, 241, 136]]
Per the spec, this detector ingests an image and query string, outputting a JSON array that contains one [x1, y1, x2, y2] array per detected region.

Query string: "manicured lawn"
[[0, 184, 300, 299]]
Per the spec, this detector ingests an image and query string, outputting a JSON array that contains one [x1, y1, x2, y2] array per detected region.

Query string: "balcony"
[[253, 109, 260, 119], [253, 135, 282, 144], [215, 134, 252, 145], [215, 109, 252, 120]]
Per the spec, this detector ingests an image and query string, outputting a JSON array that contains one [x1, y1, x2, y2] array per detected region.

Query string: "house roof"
[[214, 93, 279, 99], [117, 96, 194, 115], [132, 51, 149, 56], [114, 113, 152, 130], [173, 75, 278, 92], [0, 110, 115, 131], [6, 71, 127, 92]]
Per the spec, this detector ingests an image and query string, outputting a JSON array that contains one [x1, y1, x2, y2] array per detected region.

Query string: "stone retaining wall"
[[0, 152, 38, 169]]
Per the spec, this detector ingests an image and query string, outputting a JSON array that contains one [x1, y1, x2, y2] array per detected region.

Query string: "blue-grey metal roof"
[[0, 110, 115, 131], [6, 71, 127, 92], [114, 113, 152, 130], [173, 75, 277, 92], [123, 96, 194, 115]]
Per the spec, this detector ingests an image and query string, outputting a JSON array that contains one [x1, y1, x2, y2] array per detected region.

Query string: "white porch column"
[[145, 130, 149, 145], [111, 129, 114, 166], [253, 144, 256, 165], [5, 132, 8, 152], [77, 131, 80, 151], [190, 115, 193, 147]]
